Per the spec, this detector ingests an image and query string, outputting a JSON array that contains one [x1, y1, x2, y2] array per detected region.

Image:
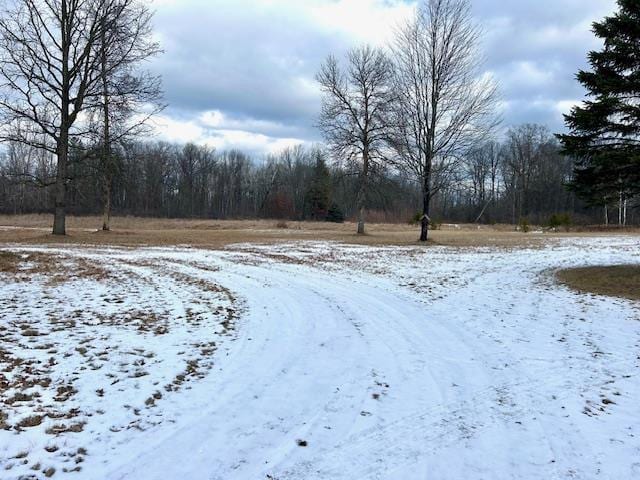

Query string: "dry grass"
[[17, 415, 44, 429], [0, 251, 21, 272], [0, 249, 115, 285], [45, 422, 85, 435], [1, 214, 637, 249], [557, 265, 640, 301]]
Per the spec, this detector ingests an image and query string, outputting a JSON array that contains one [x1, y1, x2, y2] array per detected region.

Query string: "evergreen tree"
[[326, 203, 345, 223], [558, 0, 640, 206], [305, 155, 331, 220]]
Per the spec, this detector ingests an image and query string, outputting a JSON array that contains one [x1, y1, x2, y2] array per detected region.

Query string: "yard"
[[0, 221, 639, 479]]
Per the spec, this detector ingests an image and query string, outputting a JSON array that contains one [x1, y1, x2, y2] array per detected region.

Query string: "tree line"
[[0, 129, 619, 226], [0, 0, 637, 237]]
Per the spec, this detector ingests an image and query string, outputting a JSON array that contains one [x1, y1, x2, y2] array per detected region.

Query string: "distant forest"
[[0, 122, 630, 226], [0, 0, 637, 232]]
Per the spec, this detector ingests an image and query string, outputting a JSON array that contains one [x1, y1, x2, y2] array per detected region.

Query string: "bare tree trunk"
[[420, 197, 430, 241], [604, 204, 609, 225], [102, 177, 111, 231], [53, 138, 67, 235], [420, 169, 431, 242], [356, 147, 369, 235], [619, 190, 623, 227], [53, 26, 70, 237], [100, 17, 112, 231]]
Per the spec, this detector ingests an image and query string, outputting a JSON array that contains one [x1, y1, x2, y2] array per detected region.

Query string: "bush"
[[408, 212, 422, 225], [518, 217, 530, 233], [409, 213, 441, 229], [548, 213, 572, 231], [326, 203, 345, 223]]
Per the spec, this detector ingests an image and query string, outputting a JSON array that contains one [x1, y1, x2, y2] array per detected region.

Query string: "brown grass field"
[[0, 213, 638, 249], [557, 265, 640, 301], [1, 214, 639, 303]]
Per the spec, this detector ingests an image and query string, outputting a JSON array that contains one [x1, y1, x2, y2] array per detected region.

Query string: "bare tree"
[[501, 124, 571, 225], [91, 0, 163, 231], [0, 0, 147, 235], [465, 140, 500, 222], [316, 45, 395, 234], [390, 0, 499, 241]]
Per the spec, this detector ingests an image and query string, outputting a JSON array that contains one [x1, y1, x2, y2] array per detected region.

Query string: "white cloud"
[[144, 0, 620, 152], [555, 99, 583, 117], [152, 113, 306, 155], [151, 115, 204, 144], [309, 0, 414, 46], [504, 61, 555, 90]]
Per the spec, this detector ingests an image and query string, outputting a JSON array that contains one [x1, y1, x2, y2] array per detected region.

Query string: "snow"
[[1, 236, 639, 479]]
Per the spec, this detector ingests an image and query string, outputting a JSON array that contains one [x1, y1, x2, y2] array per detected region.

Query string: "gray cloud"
[[148, 0, 618, 152], [474, 0, 617, 131]]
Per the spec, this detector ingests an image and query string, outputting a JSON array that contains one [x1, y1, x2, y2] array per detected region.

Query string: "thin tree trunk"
[[619, 190, 623, 227], [474, 195, 493, 224]]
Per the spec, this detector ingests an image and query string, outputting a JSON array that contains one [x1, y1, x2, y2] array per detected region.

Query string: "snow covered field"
[[1, 236, 639, 479]]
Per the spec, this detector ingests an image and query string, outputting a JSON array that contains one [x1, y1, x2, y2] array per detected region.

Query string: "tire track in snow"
[[4, 241, 638, 480]]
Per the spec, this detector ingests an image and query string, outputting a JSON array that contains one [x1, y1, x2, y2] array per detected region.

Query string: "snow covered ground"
[[0, 236, 639, 479]]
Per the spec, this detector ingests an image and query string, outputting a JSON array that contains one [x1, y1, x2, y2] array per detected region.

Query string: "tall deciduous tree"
[[558, 0, 640, 215], [92, 0, 163, 231], [317, 45, 395, 235], [0, 0, 153, 235], [391, 0, 499, 241], [465, 140, 500, 222], [502, 124, 560, 224]]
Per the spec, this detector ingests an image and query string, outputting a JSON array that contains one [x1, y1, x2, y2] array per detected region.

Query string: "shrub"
[[409, 213, 441, 229], [408, 212, 422, 225], [326, 203, 345, 223], [518, 217, 530, 233], [548, 213, 572, 231], [17, 415, 43, 428]]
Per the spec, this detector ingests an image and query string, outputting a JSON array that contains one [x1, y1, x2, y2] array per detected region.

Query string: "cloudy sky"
[[147, 0, 617, 155]]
